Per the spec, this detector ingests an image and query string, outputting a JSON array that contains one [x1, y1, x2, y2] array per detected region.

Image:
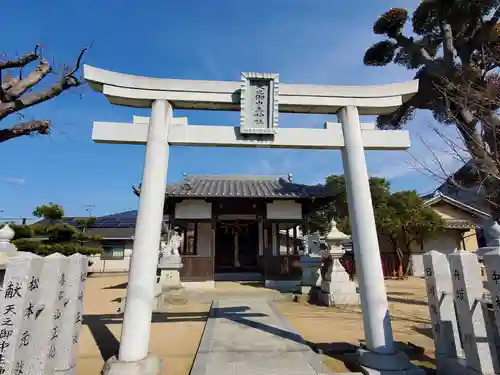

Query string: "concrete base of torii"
[[102, 355, 163, 375], [346, 349, 425, 375]]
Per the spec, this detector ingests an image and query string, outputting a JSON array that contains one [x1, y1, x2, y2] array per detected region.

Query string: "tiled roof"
[[430, 160, 492, 214], [144, 175, 332, 199], [424, 192, 490, 219]]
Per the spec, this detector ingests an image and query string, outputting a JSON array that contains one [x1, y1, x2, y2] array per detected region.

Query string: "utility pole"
[[85, 204, 96, 217]]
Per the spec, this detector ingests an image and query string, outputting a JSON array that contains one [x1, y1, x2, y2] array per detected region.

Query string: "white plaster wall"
[[266, 201, 302, 220], [175, 200, 212, 219], [197, 222, 212, 257], [88, 240, 134, 273]]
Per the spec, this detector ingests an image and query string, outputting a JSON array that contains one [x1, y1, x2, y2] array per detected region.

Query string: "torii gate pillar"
[[85, 65, 424, 375], [118, 100, 171, 362]]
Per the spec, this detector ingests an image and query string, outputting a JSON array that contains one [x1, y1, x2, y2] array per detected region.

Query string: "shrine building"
[[134, 173, 333, 288]]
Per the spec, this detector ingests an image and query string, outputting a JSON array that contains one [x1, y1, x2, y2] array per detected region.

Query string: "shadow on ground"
[[413, 326, 434, 339], [83, 311, 209, 361], [103, 282, 128, 290], [387, 295, 429, 306], [389, 291, 414, 296], [84, 304, 435, 374]]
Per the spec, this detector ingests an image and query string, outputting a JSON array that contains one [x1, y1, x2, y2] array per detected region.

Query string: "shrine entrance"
[[84, 64, 420, 371], [214, 220, 259, 273]]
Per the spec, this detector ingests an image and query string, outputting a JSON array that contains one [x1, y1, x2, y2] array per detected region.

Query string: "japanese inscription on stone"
[[448, 251, 499, 373], [252, 84, 268, 126], [0, 253, 42, 375], [482, 249, 500, 341], [422, 250, 462, 360], [240, 72, 279, 135], [24, 253, 68, 375], [54, 254, 87, 374], [13, 268, 44, 373]]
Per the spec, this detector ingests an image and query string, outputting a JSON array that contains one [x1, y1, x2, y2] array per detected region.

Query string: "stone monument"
[[158, 229, 183, 290], [299, 234, 323, 295]]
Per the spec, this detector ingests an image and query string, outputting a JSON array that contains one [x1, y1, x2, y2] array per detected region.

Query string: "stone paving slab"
[[190, 298, 331, 375]]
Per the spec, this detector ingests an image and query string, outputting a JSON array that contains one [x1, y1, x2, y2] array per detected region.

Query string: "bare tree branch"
[[0, 76, 79, 120], [0, 120, 49, 143], [440, 22, 455, 63], [4, 60, 51, 100], [65, 48, 87, 78], [393, 33, 434, 64], [0, 45, 40, 70], [1, 72, 18, 92], [0, 48, 88, 121]]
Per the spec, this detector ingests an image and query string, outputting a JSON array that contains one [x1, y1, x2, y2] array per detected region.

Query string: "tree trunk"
[[453, 106, 500, 222]]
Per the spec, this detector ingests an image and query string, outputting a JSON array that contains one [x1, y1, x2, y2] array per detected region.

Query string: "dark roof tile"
[[165, 175, 331, 199]]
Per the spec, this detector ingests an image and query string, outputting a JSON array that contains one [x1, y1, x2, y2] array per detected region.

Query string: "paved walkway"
[[189, 298, 330, 375]]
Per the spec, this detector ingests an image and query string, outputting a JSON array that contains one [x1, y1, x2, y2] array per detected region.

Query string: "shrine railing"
[[179, 256, 214, 282], [380, 253, 410, 278]]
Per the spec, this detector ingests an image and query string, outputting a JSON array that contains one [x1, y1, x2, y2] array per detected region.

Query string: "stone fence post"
[[422, 250, 462, 373], [0, 252, 88, 375], [448, 250, 499, 374], [424, 248, 500, 375]]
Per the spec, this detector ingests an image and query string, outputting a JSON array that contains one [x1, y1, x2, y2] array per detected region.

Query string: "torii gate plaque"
[[239, 72, 279, 135], [84, 65, 423, 375]]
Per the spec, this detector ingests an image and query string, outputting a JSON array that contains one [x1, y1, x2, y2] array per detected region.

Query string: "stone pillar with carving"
[[158, 229, 184, 290]]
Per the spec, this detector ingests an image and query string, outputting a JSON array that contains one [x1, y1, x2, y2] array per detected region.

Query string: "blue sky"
[[0, 0, 465, 218]]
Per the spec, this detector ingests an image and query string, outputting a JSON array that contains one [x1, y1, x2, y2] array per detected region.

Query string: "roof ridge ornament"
[[181, 173, 192, 190]]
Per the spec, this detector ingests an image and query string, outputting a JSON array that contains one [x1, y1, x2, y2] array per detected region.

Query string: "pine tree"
[[364, 2, 500, 221]]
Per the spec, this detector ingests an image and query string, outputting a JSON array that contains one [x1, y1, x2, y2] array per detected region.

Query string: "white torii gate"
[[84, 65, 421, 375]]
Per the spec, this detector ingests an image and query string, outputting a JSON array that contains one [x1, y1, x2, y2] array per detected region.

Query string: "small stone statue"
[[304, 234, 321, 254], [159, 228, 183, 257], [170, 229, 182, 256]]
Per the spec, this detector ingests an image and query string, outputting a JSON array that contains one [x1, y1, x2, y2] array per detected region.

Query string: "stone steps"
[[156, 286, 294, 309]]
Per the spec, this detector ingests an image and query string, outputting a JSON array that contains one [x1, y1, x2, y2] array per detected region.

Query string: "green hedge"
[[12, 239, 102, 256]]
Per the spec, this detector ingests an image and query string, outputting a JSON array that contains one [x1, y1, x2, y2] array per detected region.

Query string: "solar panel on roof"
[[117, 223, 135, 228], [117, 217, 136, 222], [120, 212, 138, 218]]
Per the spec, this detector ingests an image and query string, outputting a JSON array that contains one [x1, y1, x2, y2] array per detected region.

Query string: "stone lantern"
[[477, 219, 500, 261], [324, 220, 350, 258]]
